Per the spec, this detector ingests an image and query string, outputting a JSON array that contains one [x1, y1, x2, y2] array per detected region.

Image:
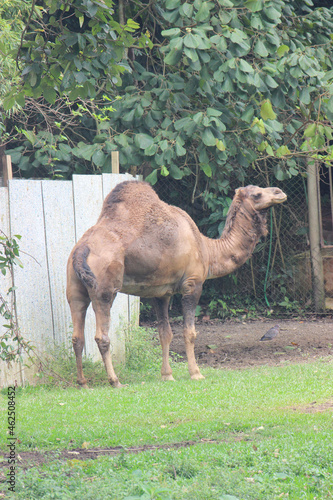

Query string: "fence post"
[[111, 151, 119, 174], [307, 159, 325, 311], [0, 155, 13, 187]]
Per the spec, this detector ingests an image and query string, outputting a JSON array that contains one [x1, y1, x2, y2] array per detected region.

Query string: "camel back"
[[101, 181, 159, 215], [97, 180, 205, 257]]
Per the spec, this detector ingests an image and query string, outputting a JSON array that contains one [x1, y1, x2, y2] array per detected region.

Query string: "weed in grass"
[[115, 452, 130, 470], [124, 482, 173, 500], [165, 457, 198, 479]]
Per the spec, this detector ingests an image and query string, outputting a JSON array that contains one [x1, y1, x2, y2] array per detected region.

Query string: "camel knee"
[[95, 288, 116, 304], [95, 335, 111, 355], [72, 337, 85, 355], [159, 325, 173, 345], [184, 327, 197, 345]]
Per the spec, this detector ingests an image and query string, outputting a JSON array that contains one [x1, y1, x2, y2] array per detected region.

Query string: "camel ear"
[[235, 187, 245, 200]]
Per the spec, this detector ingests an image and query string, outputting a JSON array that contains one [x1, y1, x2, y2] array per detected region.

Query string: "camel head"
[[235, 185, 287, 211]]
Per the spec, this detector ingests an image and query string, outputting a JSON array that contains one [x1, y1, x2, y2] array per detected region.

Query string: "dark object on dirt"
[[260, 324, 280, 341]]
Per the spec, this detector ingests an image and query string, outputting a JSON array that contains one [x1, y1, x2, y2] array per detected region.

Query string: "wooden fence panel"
[[42, 180, 75, 345], [9, 180, 54, 350], [0, 174, 140, 386]]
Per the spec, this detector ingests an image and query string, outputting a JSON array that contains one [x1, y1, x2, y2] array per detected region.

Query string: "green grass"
[[0, 338, 333, 500], [1, 359, 333, 499]]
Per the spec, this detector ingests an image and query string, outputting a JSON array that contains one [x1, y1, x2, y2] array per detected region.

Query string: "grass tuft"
[[117, 324, 162, 383]]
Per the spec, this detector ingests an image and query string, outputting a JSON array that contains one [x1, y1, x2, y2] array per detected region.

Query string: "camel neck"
[[205, 200, 267, 279]]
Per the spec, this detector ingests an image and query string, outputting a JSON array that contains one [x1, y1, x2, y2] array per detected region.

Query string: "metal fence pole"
[[307, 159, 325, 311]]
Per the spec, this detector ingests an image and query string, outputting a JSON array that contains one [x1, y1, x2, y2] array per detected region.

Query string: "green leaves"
[[260, 100, 277, 121], [3, 0, 333, 228], [134, 134, 154, 150], [201, 163, 212, 177], [299, 87, 311, 105], [161, 28, 181, 37], [245, 0, 263, 12], [4, 0, 151, 107], [277, 44, 289, 58], [254, 40, 269, 57], [202, 128, 216, 147], [73, 143, 98, 161], [195, 2, 212, 22], [304, 123, 317, 138], [215, 139, 226, 152], [238, 59, 254, 73], [184, 33, 200, 49], [145, 169, 158, 185], [275, 145, 291, 157], [175, 136, 186, 156], [164, 38, 183, 65]]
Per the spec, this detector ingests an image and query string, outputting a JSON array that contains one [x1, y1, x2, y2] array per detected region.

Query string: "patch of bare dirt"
[[288, 401, 333, 413], [0, 440, 226, 471], [154, 317, 333, 369]]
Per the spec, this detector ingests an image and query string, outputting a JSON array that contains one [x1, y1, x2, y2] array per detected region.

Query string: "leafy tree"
[[1, 0, 333, 315], [0, 0, 34, 155], [1, 0, 333, 231], [1, 0, 150, 176], [106, 1, 333, 199]]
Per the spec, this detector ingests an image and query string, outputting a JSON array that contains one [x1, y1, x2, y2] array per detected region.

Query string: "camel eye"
[[253, 193, 262, 200]]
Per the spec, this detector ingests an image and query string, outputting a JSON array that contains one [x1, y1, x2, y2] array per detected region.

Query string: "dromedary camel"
[[66, 181, 287, 387]]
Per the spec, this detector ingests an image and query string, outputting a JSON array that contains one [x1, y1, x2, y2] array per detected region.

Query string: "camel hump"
[[72, 245, 97, 289], [103, 181, 157, 209]]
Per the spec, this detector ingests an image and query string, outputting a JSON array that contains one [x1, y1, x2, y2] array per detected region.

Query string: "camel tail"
[[72, 245, 97, 289]]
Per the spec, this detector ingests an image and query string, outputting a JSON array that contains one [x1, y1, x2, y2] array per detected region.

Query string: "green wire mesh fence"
[[153, 170, 331, 317]]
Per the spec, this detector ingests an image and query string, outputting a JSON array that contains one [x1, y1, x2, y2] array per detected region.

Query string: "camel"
[[66, 181, 287, 387]]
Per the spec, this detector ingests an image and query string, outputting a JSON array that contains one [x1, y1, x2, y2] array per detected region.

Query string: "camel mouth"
[[275, 194, 287, 204]]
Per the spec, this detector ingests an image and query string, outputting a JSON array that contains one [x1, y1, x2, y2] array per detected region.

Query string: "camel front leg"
[[182, 284, 205, 380], [153, 297, 175, 381], [93, 297, 122, 388]]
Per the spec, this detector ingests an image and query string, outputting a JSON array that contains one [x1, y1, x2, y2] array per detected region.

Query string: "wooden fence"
[[0, 164, 140, 386]]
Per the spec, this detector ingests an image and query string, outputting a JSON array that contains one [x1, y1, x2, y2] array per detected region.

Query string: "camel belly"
[[120, 279, 177, 298]]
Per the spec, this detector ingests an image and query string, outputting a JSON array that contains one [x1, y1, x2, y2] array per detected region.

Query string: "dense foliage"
[[1, 1, 332, 207], [1, 0, 333, 315]]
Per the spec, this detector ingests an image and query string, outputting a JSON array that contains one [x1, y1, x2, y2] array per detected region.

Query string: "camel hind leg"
[[67, 277, 90, 388], [90, 258, 125, 388], [92, 292, 122, 388]]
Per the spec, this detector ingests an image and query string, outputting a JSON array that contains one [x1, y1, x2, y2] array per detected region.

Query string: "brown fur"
[[66, 181, 287, 387]]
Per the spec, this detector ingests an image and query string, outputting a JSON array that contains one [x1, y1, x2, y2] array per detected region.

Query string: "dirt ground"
[[155, 316, 333, 369]]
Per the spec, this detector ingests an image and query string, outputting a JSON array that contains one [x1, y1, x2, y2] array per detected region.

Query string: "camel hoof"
[[191, 373, 205, 380], [162, 374, 175, 381], [111, 380, 126, 388], [78, 380, 88, 389]]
